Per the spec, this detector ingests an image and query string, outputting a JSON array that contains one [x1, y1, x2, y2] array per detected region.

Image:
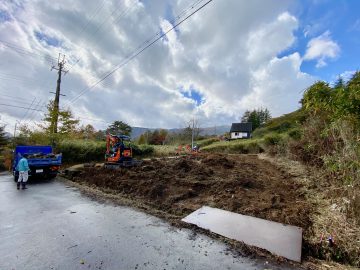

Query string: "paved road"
[[0, 172, 299, 270]]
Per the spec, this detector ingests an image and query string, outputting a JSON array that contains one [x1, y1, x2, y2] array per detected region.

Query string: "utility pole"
[[50, 53, 67, 134], [13, 120, 20, 147], [191, 118, 194, 150]]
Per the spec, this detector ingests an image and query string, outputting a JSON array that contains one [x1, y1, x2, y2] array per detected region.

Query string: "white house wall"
[[231, 132, 248, 139]]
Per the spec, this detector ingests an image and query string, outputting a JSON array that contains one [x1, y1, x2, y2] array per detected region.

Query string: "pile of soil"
[[70, 154, 312, 230]]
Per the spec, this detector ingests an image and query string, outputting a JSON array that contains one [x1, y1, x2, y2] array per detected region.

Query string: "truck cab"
[[13, 146, 62, 181]]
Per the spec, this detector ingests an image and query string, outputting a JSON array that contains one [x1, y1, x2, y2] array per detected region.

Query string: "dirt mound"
[[202, 154, 235, 168], [173, 158, 194, 172], [69, 154, 312, 231]]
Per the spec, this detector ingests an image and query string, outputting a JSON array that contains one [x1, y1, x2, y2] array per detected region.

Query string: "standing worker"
[[16, 154, 29, 190]]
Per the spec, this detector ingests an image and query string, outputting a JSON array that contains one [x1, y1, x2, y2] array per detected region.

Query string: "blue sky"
[[287, 0, 360, 82], [180, 86, 204, 107], [34, 31, 62, 47]]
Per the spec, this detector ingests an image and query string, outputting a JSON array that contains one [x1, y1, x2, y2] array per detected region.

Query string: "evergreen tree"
[[107, 121, 132, 136], [241, 108, 271, 130]]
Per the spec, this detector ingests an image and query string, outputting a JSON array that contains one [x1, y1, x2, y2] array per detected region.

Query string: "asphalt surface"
[[0, 172, 300, 270]]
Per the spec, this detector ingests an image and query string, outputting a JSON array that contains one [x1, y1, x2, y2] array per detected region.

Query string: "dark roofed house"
[[230, 122, 252, 139]]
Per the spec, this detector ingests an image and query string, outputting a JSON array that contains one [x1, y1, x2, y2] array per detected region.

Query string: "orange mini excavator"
[[105, 134, 141, 168]]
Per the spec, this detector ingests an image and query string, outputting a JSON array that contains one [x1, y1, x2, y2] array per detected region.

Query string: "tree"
[[41, 100, 79, 135], [0, 125, 8, 150], [107, 121, 132, 136], [241, 110, 251, 123], [147, 129, 168, 145], [137, 134, 146, 144], [158, 129, 168, 145], [302, 81, 333, 114], [77, 124, 96, 139], [94, 130, 106, 141], [241, 108, 271, 130], [258, 108, 271, 125]]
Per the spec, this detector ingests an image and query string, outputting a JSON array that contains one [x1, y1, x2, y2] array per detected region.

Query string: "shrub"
[[287, 128, 302, 140], [263, 133, 282, 146], [244, 141, 264, 153], [130, 143, 154, 156], [57, 140, 106, 163]]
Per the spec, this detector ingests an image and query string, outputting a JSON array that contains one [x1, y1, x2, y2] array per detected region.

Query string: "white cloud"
[[247, 12, 298, 65], [240, 53, 313, 114], [0, 0, 317, 133], [304, 30, 340, 68]]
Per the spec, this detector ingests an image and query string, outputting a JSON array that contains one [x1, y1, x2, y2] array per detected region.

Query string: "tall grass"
[[202, 139, 264, 154]]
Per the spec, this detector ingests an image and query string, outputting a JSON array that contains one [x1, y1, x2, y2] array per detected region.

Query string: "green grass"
[[150, 145, 176, 157], [196, 137, 219, 148], [252, 109, 306, 138], [200, 111, 304, 154], [202, 138, 265, 154]]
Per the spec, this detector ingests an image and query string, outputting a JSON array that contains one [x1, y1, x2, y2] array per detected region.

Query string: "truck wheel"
[[49, 174, 57, 179]]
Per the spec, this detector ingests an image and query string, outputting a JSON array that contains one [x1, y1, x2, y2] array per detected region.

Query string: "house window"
[[235, 132, 238, 136]]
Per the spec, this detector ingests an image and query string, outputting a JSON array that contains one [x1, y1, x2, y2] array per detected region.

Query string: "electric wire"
[[1, 0, 213, 129], [65, 0, 138, 75], [66, 0, 213, 105], [77, 0, 107, 38], [0, 103, 44, 111], [26, 99, 44, 123], [0, 39, 57, 62], [0, 102, 111, 127], [19, 97, 36, 123]]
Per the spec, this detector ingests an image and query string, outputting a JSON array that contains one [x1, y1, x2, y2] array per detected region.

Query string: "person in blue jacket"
[[16, 154, 30, 190]]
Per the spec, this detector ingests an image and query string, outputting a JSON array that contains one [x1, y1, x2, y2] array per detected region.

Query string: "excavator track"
[[104, 159, 143, 169]]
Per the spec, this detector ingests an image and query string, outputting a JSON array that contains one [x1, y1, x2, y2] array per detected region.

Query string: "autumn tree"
[[0, 125, 8, 150], [148, 129, 168, 145], [41, 100, 79, 135]]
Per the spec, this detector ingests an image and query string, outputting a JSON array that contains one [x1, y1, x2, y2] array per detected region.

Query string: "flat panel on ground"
[[182, 206, 302, 262]]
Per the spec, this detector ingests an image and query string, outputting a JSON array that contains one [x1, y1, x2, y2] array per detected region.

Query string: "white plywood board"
[[182, 206, 302, 262]]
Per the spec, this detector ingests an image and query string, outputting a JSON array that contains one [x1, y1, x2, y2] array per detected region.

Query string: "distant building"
[[230, 122, 252, 139]]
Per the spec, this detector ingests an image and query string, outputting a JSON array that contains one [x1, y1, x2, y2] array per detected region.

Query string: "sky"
[[0, 0, 359, 133]]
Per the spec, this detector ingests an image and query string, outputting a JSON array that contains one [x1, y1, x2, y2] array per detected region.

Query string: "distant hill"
[[131, 125, 230, 139]]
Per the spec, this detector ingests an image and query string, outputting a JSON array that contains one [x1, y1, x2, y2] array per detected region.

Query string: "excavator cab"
[[105, 134, 139, 168]]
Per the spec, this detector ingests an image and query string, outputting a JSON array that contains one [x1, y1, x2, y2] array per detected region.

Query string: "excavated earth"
[[69, 154, 312, 231]]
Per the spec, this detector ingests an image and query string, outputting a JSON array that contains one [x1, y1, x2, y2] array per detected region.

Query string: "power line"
[[0, 93, 37, 103], [65, 0, 105, 75], [19, 97, 37, 123], [99, 0, 207, 91], [67, 0, 213, 105], [0, 39, 57, 62], [0, 72, 50, 86], [0, 103, 44, 111], [65, 0, 138, 75], [77, 0, 107, 38], [26, 99, 44, 123]]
